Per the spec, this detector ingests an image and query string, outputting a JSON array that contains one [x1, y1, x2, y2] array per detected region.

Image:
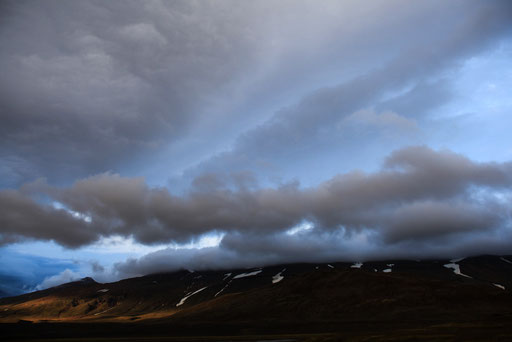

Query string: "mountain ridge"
[[2, 255, 512, 341]]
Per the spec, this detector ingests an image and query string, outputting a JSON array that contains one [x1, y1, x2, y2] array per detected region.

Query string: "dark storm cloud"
[[115, 226, 512, 278], [114, 230, 369, 278], [2, 1, 511, 189], [1, 1, 512, 278], [2, 147, 511, 251], [0, 0, 285, 185], [383, 201, 500, 243], [0, 189, 99, 248]]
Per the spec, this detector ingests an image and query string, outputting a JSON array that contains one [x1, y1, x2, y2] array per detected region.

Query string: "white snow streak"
[[215, 281, 231, 297], [351, 262, 363, 269], [327, 264, 334, 269], [97, 289, 109, 293], [233, 270, 262, 279], [493, 283, 506, 290], [272, 269, 286, 284], [223, 273, 232, 280], [500, 257, 512, 265], [383, 263, 394, 273], [176, 287, 207, 307], [443, 263, 472, 278]]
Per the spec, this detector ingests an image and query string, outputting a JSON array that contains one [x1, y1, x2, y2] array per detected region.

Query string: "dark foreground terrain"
[[1, 255, 512, 341]]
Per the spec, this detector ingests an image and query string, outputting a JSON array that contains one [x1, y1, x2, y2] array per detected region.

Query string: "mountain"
[[1, 255, 512, 341]]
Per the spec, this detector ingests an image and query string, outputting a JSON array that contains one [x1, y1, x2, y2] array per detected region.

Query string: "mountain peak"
[[79, 277, 96, 284]]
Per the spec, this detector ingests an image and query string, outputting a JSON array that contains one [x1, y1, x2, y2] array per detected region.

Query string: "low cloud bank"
[[34, 269, 82, 291], [1, 146, 511, 271], [114, 227, 512, 279]]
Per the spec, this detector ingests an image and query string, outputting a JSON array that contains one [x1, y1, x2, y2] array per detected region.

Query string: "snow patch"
[[215, 281, 231, 297], [443, 263, 472, 278], [176, 287, 207, 307], [223, 273, 232, 280], [500, 257, 512, 265], [351, 262, 363, 269], [97, 289, 109, 293], [272, 269, 286, 284], [327, 264, 334, 269], [493, 283, 506, 290], [233, 269, 262, 279], [382, 263, 394, 273]]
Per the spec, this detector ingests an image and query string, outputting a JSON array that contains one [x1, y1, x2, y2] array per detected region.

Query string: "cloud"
[[1, 147, 510, 254], [115, 225, 512, 278], [0, 248, 79, 296], [0, 189, 100, 248], [1, 1, 511, 189], [113, 229, 362, 278], [1, 2, 512, 281], [341, 108, 418, 133], [383, 200, 500, 242], [34, 269, 82, 291], [0, 0, 291, 185], [376, 78, 454, 118], [90, 261, 105, 274], [177, 0, 512, 185]]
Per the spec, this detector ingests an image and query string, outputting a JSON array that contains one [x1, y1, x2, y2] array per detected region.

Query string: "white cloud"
[[35, 269, 82, 291]]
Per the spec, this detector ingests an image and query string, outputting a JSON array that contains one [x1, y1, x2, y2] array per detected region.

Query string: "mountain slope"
[[1, 255, 512, 340]]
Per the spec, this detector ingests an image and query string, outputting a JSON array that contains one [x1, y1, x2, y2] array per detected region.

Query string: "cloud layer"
[[2, 147, 511, 267], [2, 1, 511, 189], [34, 269, 82, 291], [1, 1, 512, 281]]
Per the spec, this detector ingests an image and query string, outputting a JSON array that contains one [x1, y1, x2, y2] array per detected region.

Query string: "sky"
[[1, 0, 512, 295]]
